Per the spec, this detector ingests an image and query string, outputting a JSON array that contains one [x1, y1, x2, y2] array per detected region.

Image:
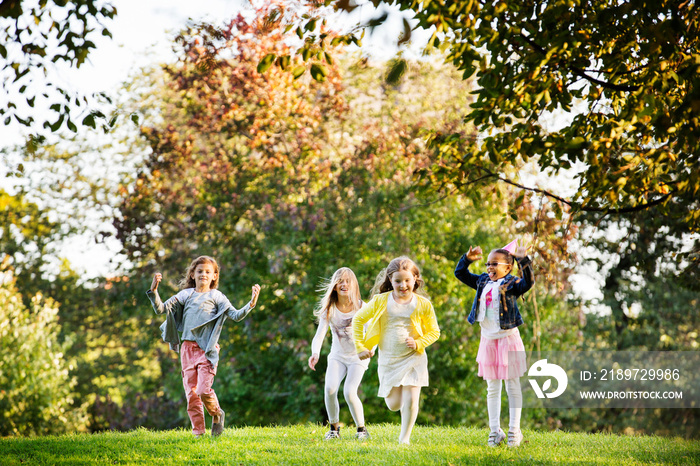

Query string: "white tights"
[[325, 359, 367, 427], [486, 378, 522, 433], [385, 385, 421, 444]]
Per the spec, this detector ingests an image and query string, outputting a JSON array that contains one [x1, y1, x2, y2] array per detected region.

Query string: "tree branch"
[[518, 33, 641, 93]]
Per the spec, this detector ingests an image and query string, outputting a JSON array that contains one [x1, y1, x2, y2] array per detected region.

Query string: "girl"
[[454, 240, 533, 447], [147, 256, 261, 438], [352, 257, 440, 444], [308, 267, 372, 440]]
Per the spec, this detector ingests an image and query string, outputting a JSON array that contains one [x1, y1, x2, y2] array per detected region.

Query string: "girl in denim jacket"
[[454, 241, 533, 447]]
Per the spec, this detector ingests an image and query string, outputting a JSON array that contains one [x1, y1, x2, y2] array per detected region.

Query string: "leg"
[[505, 377, 523, 446], [486, 378, 502, 432], [384, 386, 403, 412], [324, 359, 347, 428], [342, 364, 367, 428], [196, 360, 221, 417], [398, 385, 421, 444], [181, 346, 206, 436]]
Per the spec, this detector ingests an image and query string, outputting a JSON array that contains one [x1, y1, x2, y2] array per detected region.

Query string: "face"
[[334, 274, 351, 298], [391, 269, 416, 300], [486, 252, 512, 281], [192, 262, 217, 291]]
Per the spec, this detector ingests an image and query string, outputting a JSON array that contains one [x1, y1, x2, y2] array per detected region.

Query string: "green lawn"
[[1, 424, 698, 465]]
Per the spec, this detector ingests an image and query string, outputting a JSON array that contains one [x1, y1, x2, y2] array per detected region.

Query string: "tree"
[[111, 5, 579, 429], [0, 269, 88, 436], [291, 0, 700, 232], [0, 0, 117, 133]]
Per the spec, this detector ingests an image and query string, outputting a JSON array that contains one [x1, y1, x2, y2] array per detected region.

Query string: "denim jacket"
[[454, 254, 534, 329]]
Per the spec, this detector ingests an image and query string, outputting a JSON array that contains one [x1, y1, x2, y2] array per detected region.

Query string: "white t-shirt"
[[477, 279, 518, 340]]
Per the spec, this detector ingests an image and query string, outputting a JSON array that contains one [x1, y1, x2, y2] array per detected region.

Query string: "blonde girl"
[[147, 255, 260, 438], [352, 257, 440, 444], [308, 267, 371, 440]]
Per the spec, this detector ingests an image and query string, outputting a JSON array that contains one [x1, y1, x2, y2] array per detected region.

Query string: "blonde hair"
[[369, 256, 428, 298], [313, 267, 362, 322], [179, 256, 220, 290]]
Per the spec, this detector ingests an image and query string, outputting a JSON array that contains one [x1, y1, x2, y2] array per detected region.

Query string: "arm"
[[415, 302, 440, 352], [512, 256, 535, 295], [352, 298, 375, 356], [454, 246, 482, 289], [512, 240, 534, 295], [224, 284, 260, 321], [308, 316, 330, 370], [145, 273, 182, 315]]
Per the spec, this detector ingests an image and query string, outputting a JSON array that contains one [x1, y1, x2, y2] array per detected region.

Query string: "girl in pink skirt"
[[454, 240, 534, 447]]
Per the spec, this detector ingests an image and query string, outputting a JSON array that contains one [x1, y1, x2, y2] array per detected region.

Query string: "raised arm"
[[454, 246, 483, 289], [224, 284, 261, 321], [146, 273, 182, 315]]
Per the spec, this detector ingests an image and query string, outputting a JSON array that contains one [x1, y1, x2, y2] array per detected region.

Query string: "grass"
[[0, 424, 698, 465]]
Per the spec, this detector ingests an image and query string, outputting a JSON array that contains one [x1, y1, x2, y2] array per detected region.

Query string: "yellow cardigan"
[[352, 291, 440, 354]]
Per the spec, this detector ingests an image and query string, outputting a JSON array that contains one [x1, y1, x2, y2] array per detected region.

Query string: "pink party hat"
[[502, 239, 518, 253]]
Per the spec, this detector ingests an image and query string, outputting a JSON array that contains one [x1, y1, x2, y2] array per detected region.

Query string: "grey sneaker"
[[355, 428, 370, 440], [324, 427, 340, 440], [211, 410, 225, 437], [507, 429, 523, 447], [487, 428, 506, 447]]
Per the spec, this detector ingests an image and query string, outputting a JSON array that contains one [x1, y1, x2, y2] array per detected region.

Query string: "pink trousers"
[[180, 340, 222, 435]]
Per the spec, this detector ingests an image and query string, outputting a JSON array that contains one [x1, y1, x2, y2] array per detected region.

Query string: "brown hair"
[[313, 267, 362, 322], [179, 256, 220, 290], [369, 256, 428, 298]]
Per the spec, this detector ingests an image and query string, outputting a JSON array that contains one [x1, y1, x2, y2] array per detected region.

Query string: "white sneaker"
[[507, 429, 523, 447], [355, 428, 370, 440], [487, 428, 506, 447], [324, 428, 340, 440]]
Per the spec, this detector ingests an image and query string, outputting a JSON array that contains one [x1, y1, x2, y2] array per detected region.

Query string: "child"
[[352, 257, 440, 445], [308, 267, 372, 440], [454, 240, 533, 447], [147, 255, 260, 438]]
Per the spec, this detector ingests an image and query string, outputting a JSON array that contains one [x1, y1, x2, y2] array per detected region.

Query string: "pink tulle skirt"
[[476, 333, 527, 380]]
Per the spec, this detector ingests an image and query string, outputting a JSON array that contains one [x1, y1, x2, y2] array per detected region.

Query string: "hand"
[[405, 337, 417, 350], [513, 239, 532, 259], [358, 350, 371, 360], [466, 246, 482, 262], [308, 354, 319, 370], [369, 349, 376, 358], [150, 273, 162, 292], [250, 284, 261, 308]]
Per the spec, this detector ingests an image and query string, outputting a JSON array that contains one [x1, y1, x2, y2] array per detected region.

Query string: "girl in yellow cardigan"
[[352, 256, 440, 444]]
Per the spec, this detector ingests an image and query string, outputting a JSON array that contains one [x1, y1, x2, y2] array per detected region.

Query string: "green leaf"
[[257, 53, 276, 74], [292, 65, 306, 79], [310, 63, 328, 82], [385, 59, 407, 85], [82, 114, 96, 129]]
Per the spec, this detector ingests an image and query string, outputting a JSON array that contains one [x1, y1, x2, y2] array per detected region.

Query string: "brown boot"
[[212, 410, 225, 437]]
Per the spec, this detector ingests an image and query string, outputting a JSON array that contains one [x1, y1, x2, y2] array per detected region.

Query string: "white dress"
[[377, 294, 429, 397]]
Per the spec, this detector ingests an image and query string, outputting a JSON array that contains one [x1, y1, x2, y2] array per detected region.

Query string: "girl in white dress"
[[308, 267, 372, 440], [352, 257, 440, 444]]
